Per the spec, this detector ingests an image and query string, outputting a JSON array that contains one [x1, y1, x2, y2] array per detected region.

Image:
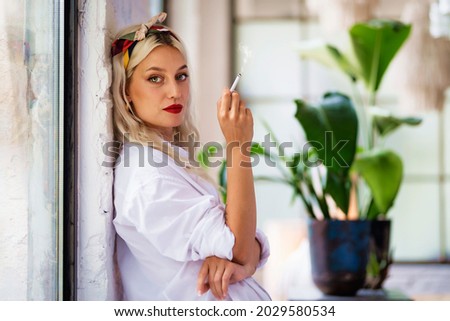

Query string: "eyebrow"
[[146, 65, 188, 72]]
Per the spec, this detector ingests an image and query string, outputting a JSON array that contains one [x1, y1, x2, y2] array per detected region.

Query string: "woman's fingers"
[[209, 263, 224, 300], [221, 266, 233, 298], [212, 265, 225, 300], [217, 89, 253, 144], [212, 262, 233, 300], [217, 89, 247, 118], [197, 257, 253, 300], [197, 261, 209, 296], [217, 88, 231, 115], [229, 92, 241, 119]]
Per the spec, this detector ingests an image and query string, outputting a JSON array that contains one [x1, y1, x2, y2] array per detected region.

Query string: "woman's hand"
[[197, 256, 255, 300], [217, 89, 253, 146]]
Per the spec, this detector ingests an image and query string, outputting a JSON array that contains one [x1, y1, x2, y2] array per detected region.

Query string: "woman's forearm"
[[216, 89, 258, 265], [225, 143, 257, 265]]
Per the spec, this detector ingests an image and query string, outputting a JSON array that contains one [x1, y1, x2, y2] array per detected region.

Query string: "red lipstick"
[[163, 104, 183, 114]]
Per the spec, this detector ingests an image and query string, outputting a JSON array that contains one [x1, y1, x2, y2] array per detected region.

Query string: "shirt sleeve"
[[115, 173, 235, 262], [256, 228, 270, 269]]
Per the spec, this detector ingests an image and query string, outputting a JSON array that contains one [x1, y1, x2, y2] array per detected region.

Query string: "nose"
[[167, 79, 181, 100]]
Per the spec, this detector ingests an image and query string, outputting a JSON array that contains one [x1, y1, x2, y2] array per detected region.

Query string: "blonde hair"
[[111, 24, 201, 169]]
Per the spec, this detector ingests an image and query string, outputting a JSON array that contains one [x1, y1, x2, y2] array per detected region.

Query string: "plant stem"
[[294, 183, 316, 219], [350, 84, 366, 218], [351, 83, 370, 151], [352, 85, 378, 218], [304, 173, 330, 219], [368, 92, 377, 150]]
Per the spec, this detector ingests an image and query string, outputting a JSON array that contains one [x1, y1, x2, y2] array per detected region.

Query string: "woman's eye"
[[176, 73, 189, 81], [148, 75, 163, 83]]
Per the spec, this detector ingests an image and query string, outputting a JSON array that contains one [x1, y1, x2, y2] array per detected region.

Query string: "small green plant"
[[197, 143, 267, 204]]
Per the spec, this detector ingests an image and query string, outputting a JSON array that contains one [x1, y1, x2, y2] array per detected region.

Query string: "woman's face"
[[127, 45, 190, 140]]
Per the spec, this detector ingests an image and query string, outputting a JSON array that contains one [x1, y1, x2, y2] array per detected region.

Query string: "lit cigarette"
[[230, 73, 242, 92]]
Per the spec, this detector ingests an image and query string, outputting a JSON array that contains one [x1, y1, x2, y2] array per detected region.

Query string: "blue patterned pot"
[[308, 219, 371, 296]]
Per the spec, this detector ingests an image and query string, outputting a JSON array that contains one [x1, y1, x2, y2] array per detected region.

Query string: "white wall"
[[168, 0, 231, 145], [76, 0, 152, 300]]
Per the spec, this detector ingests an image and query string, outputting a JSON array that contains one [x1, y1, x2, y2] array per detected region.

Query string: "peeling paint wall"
[[77, 0, 152, 300]]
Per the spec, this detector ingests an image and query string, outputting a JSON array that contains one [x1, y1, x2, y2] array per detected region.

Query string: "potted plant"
[[257, 19, 422, 294], [294, 91, 371, 296], [297, 19, 425, 290]]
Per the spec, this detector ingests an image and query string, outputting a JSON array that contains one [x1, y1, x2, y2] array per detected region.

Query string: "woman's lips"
[[163, 104, 183, 114]]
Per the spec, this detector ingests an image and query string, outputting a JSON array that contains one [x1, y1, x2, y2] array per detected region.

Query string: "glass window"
[[0, 0, 63, 299]]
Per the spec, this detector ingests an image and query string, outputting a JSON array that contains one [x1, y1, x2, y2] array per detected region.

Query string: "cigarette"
[[230, 73, 242, 92]]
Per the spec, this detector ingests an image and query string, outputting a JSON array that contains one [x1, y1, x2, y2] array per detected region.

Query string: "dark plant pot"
[[365, 219, 392, 289], [308, 219, 371, 296]]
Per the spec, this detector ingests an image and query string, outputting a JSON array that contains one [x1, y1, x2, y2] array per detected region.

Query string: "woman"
[[111, 12, 270, 301]]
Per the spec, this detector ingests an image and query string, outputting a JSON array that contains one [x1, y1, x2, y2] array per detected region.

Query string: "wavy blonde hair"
[[111, 24, 202, 170]]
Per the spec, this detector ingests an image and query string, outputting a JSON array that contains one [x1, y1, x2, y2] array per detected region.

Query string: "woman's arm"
[[217, 89, 258, 265]]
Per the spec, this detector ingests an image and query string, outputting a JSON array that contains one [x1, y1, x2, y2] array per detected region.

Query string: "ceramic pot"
[[365, 219, 392, 289], [308, 219, 371, 296]]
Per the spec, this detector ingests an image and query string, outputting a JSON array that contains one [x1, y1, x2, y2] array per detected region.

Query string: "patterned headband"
[[111, 12, 178, 69]]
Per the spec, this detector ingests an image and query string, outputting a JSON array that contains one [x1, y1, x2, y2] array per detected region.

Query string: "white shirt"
[[113, 142, 271, 300]]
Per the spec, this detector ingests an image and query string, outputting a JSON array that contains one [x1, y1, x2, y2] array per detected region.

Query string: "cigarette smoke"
[[238, 43, 253, 75]]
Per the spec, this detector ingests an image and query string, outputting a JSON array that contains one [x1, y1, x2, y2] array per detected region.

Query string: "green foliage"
[[295, 92, 358, 216], [349, 20, 412, 96], [286, 92, 409, 219], [198, 142, 271, 204], [370, 107, 422, 138], [298, 20, 412, 101], [287, 19, 420, 219], [352, 149, 403, 217], [295, 93, 358, 173]]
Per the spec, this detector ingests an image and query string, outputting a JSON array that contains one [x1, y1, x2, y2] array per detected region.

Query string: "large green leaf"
[[295, 92, 358, 215], [326, 45, 359, 82], [370, 107, 422, 137], [350, 20, 411, 94], [353, 149, 403, 215], [295, 92, 358, 174], [295, 40, 359, 81]]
